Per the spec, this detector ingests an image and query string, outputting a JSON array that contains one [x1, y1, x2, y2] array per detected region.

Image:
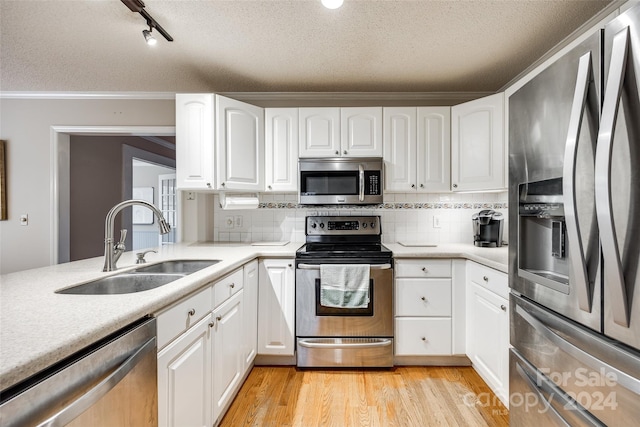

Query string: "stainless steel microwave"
[[298, 157, 383, 205]]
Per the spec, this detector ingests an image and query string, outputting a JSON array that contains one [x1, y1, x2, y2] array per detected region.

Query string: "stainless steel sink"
[[132, 259, 220, 274], [56, 273, 185, 295], [56, 259, 220, 295]]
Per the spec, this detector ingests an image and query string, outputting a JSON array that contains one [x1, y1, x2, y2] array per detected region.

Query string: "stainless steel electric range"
[[295, 215, 394, 368]]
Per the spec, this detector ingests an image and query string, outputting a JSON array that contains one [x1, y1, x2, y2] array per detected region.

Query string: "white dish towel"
[[320, 264, 370, 309]]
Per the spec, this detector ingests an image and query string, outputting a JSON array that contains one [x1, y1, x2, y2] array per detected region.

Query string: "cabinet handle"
[[453, 184, 458, 188], [420, 184, 424, 188], [208, 321, 215, 328], [421, 296, 427, 302], [411, 184, 416, 188], [221, 182, 225, 187], [422, 267, 428, 273], [421, 337, 427, 342], [343, 150, 348, 155], [230, 283, 235, 289], [483, 276, 489, 282], [501, 305, 507, 311], [187, 309, 195, 316], [206, 183, 211, 188], [216, 316, 222, 321], [268, 185, 272, 190], [335, 150, 340, 155], [288, 264, 292, 268]]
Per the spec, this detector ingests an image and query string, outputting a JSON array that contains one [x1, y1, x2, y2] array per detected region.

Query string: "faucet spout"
[[103, 199, 171, 272]]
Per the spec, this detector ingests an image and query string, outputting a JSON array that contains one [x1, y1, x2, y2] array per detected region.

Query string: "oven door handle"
[[297, 263, 392, 270], [298, 339, 392, 349]]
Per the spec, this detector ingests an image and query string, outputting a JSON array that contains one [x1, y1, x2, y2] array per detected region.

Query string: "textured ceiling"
[[0, 0, 612, 94]]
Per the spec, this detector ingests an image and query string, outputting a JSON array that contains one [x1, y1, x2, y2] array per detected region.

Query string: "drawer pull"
[[501, 305, 507, 311], [421, 337, 427, 342], [216, 316, 222, 322], [208, 321, 215, 328], [230, 283, 235, 289], [187, 309, 195, 316], [483, 276, 489, 282], [422, 267, 428, 273], [421, 296, 427, 302]]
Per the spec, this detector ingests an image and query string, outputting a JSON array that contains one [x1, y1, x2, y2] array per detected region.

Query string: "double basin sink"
[[56, 260, 220, 295]]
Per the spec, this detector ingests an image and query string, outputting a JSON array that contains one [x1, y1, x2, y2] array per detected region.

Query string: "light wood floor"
[[219, 366, 509, 427]]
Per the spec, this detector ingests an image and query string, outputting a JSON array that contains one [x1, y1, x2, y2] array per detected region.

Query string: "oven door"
[[295, 261, 394, 367], [298, 158, 383, 205]]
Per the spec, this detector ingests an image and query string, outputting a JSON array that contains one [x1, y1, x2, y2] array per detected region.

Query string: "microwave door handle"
[[562, 51, 594, 312], [595, 27, 630, 327], [359, 164, 365, 202]]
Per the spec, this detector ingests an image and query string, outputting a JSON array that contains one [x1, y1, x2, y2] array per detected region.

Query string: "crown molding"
[[0, 91, 176, 100], [0, 90, 491, 106]]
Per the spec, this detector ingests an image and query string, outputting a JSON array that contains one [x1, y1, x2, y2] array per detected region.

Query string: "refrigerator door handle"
[[516, 303, 640, 394], [562, 51, 595, 312], [595, 26, 630, 327], [514, 358, 604, 427]]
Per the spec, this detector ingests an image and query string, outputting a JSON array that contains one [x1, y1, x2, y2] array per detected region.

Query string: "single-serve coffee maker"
[[472, 210, 504, 247]]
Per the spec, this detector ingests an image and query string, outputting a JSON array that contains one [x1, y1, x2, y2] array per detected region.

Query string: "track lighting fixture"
[[121, 0, 173, 44], [142, 26, 157, 45]]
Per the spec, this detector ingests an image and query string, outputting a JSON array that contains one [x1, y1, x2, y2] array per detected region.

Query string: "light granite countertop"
[[0, 241, 508, 391]]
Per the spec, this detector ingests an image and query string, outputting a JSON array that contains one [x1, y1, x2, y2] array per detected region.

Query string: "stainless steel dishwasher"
[[0, 317, 157, 427]]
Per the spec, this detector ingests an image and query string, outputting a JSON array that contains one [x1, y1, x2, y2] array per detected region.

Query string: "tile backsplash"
[[212, 192, 508, 245]]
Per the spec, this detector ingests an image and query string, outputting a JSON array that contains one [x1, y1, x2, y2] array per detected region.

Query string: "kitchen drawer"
[[395, 318, 452, 356], [213, 268, 244, 308], [395, 278, 452, 317], [467, 261, 508, 299], [395, 259, 452, 278], [156, 286, 213, 350]]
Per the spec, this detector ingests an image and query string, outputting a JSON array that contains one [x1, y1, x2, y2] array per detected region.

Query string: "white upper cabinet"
[[215, 95, 264, 191], [176, 93, 215, 190], [384, 107, 450, 192], [265, 108, 299, 192], [341, 107, 383, 157], [299, 108, 341, 157], [451, 93, 505, 191], [299, 107, 382, 158]]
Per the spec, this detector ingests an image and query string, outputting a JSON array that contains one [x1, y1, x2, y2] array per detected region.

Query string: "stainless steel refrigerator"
[[508, 4, 640, 425]]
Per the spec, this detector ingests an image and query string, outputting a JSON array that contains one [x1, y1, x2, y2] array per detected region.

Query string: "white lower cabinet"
[[157, 314, 213, 427], [212, 290, 244, 422], [465, 261, 509, 407], [157, 263, 254, 427], [257, 259, 295, 356]]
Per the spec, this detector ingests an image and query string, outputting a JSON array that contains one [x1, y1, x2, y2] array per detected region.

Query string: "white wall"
[[211, 191, 508, 245], [0, 98, 175, 274]]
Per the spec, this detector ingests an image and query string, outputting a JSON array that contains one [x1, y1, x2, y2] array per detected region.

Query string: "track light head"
[[143, 27, 157, 45]]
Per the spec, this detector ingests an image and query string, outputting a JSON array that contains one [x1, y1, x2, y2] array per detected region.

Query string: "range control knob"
[[310, 222, 317, 229], [370, 222, 376, 228], [319, 223, 325, 229], [362, 223, 368, 229]]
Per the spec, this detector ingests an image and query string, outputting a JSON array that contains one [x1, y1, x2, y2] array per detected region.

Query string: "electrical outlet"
[[225, 216, 234, 229], [433, 215, 441, 228], [235, 215, 243, 228], [186, 191, 196, 201]]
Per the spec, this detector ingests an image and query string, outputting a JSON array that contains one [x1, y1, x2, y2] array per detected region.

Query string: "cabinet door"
[[341, 107, 383, 157], [176, 93, 215, 190], [211, 290, 244, 423], [215, 95, 264, 191], [298, 108, 340, 157], [242, 260, 259, 370], [383, 107, 417, 192], [158, 314, 212, 427], [451, 93, 504, 191], [265, 108, 299, 192], [258, 259, 295, 355], [467, 280, 509, 404], [417, 107, 451, 192]]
